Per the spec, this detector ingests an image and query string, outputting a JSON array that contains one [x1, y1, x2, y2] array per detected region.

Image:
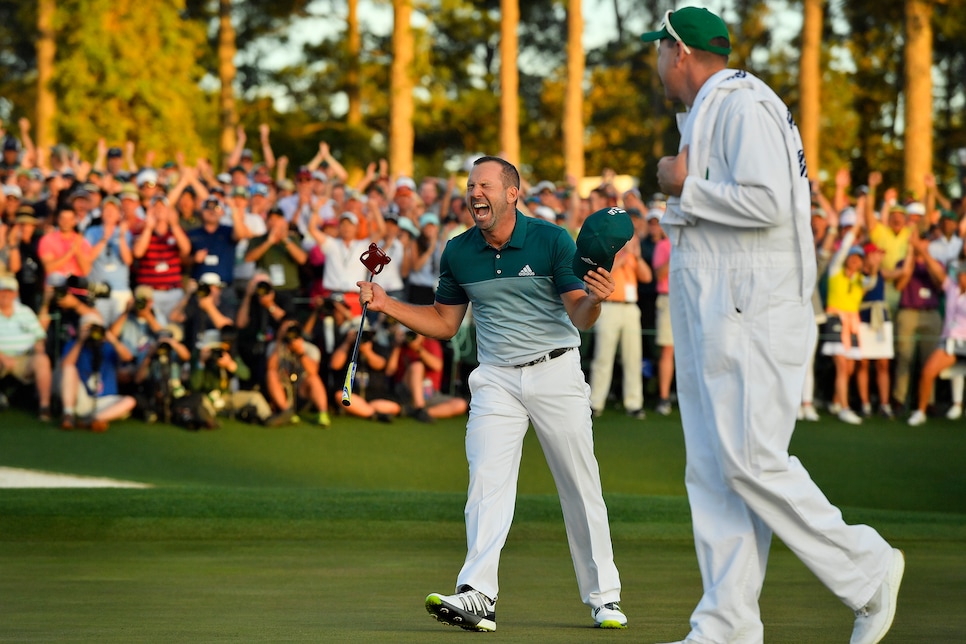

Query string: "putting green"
[[1, 408, 964, 641]]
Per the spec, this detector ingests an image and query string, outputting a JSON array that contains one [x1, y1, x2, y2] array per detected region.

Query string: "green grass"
[[1, 407, 965, 642]]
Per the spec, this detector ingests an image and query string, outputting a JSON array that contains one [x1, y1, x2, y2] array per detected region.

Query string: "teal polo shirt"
[[436, 210, 585, 366]]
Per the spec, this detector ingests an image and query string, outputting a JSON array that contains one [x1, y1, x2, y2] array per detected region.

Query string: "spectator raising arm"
[[259, 124, 276, 170], [225, 125, 246, 170], [307, 141, 348, 183], [18, 118, 36, 169]]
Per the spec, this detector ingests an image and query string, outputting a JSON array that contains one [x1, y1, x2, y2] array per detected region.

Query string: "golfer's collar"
[[474, 209, 527, 251]]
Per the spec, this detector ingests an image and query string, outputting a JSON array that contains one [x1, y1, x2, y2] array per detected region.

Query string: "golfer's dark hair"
[[473, 156, 520, 191]]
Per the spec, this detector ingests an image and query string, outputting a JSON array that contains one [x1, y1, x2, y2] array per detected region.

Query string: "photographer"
[[39, 273, 101, 360], [169, 272, 235, 351], [386, 327, 468, 423], [329, 317, 400, 422], [132, 322, 191, 423], [303, 292, 353, 391], [235, 273, 287, 389], [60, 312, 136, 432], [188, 326, 280, 427], [265, 317, 332, 427]]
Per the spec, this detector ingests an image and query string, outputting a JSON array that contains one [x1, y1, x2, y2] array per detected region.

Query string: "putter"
[[342, 242, 391, 406]]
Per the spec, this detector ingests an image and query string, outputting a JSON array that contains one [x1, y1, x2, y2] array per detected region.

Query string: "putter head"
[[360, 243, 391, 274]]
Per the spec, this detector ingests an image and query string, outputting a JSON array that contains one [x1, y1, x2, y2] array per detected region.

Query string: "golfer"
[[643, 7, 903, 644], [357, 156, 627, 631]]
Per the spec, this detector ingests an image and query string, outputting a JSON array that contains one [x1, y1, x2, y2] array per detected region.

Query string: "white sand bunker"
[[0, 467, 151, 488]]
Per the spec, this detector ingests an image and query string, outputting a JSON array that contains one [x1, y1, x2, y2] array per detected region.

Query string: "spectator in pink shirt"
[[38, 206, 93, 278]]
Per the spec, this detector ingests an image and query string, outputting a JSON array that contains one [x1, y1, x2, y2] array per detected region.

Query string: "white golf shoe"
[[592, 601, 627, 629], [946, 403, 962, 420], [850, 548, 905, 644], [425, 585, 496, 632]]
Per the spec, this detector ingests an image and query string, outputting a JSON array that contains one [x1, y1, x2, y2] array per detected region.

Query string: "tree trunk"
[[346, 0, 362, 128], [218, 0, 238, 163], [390, 0, 414, 178], [36, 0, 57, 160], [904, 0, 933, 200], [799, 0, 822, 180], [499, 0, 520, 166], [564, 0, 584, 183]]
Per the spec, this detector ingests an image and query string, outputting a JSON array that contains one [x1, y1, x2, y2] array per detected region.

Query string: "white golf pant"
[[456, 349, 622, 608], [670, 247, 892, 644]]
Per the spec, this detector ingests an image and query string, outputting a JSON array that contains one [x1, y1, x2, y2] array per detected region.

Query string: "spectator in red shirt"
[[132, 196, 191, 321]]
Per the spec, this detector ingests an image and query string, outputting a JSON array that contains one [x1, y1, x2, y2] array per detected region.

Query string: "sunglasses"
[[661, 10, 692, 55]]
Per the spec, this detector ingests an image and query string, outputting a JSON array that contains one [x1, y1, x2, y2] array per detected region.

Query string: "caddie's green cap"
[[640, 7, 732, 56], [572, 207, 635, 279]]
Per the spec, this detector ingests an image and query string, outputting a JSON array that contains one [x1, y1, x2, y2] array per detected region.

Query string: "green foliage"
[[1, 0, 965, 191], [52, 0, 210, 160]]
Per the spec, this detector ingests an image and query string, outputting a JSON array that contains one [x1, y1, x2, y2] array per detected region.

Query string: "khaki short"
[[655, 294, 674, 347], [75, 388, 128, 419], [0, 354, 35, 383]]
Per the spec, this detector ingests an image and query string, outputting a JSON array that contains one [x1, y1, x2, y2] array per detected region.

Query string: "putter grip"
[[341, 362, 356, 406]]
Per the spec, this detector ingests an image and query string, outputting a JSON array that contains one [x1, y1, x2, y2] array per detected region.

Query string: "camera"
[[197, 283, 212, 298], [255, 282, 274, 297], [360, 330, 374, 344], [53, 275, 111, 304], [83, 278, 111, 300], [135, 296, 149, 311], [86, 323, 106, 345], [317, 298, 336, 316], [283, 325, 301, 344], [155, 340, 173, 361], [404, 330, 419, 344], [209, 347, 225, 361]]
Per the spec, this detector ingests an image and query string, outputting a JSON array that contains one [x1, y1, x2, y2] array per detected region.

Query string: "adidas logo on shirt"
[[518, 265, 536, 277]]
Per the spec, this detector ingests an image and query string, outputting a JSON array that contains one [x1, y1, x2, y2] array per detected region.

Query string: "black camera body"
[[53, 275, 111, 305], [155, 340, 173, 361], [283, 326, 301, 344], [197, 283, 212, 299], [255, 282, 274, 297]]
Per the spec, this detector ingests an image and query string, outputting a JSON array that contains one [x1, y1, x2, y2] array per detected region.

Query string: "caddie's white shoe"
[[850, 548, 905, 644], [946, 403, 962, 420], [592, 602, 627, 629]]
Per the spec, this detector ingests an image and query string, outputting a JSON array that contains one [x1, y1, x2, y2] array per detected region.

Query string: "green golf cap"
[[640, 7, 732, 56], [572, 207, 636, 278]]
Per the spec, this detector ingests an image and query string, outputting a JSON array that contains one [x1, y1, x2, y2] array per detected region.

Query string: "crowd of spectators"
[[806, 167, 966, 425], [0, 120, 482, 430], [2, 116, 964, 430]]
